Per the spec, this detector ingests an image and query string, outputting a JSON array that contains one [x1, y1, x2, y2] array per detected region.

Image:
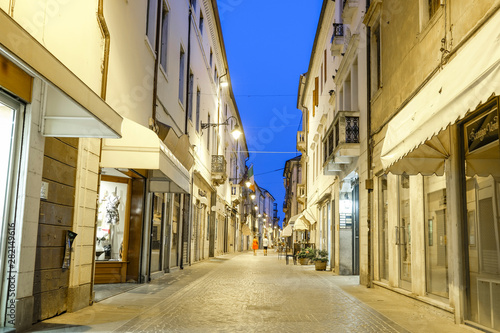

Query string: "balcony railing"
[[331, 24, 345, 56], [323, 111, 360, 175], [211, 155, 227, 186], [297, 131, 306, 152], [333, 23, 344, 37]]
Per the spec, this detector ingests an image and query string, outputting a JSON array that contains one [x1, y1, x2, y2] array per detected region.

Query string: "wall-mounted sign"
[[464, 98, 499, 154]]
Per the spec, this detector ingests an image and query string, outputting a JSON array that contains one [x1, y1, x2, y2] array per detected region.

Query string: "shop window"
[[378, 175, 389, 281], [150, 193, 164, 273], [96, 179, 129, 261], [424, 175, 448, 299], [398, 174, 412, 288], [462, 98, 500, 330]]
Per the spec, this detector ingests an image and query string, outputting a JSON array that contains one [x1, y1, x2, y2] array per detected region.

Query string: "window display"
[[96, 180, 128, 261]]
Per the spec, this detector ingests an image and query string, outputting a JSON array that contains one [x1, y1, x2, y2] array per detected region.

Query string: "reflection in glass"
[[424, 175, 448, 298], [379, 175, 389, 281]]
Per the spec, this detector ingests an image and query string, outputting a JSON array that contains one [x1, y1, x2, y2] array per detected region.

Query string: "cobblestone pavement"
[[30, 252, 476, 333]]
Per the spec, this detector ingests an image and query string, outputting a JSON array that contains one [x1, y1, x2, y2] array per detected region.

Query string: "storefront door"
[[398, 174, 412, 290], [424, 175, 448, 299], [379, 175, 389, 281], [149, 193, 164, 275], [171, 194, 181, 267], [0, 93, 22, 325]]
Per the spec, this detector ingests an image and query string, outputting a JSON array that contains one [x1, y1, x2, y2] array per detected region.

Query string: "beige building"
[[367, 0, 500, 331], [0, 0, 248, 330], [296, 0, 369, 275]]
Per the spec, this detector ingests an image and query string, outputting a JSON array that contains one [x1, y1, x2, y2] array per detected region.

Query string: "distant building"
[[297, 0, 368, 275]]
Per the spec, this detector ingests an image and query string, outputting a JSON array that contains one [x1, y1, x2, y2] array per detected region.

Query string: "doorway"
[[398, 174, 412, 291]]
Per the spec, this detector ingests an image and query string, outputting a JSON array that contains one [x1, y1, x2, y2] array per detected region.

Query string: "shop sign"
[[465, 100, 499, 154]]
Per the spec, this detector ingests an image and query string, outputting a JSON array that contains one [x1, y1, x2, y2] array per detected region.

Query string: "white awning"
[[288, 214, 302, 224], [282, 224, 293, 237], [294, 216, 310, 231], [303, 208, 317, 225], [101, 118, 190, 193], [381, 10, 500, 173], [0, 11, 122, 138]]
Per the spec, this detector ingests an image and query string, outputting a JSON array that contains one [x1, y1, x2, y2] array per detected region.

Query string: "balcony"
[[342, 0, 359, 25], [297, 131, 306, 152], [297, 183, 306, 204], [330, 23, 345, 56], [211, 155, 227, 186], [323, 111, 360, 175]]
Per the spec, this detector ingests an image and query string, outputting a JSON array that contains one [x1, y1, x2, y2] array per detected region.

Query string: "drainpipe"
[[91, 0, 111, 304], [152, 0, 162, 127], [184, 7, 193, 135], [180, 4, 193, 269], [366, 0, 374, 288]]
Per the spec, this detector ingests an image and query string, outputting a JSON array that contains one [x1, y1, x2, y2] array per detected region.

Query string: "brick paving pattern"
[[31, 251, 470, 332], [115, 253, 406, 332]]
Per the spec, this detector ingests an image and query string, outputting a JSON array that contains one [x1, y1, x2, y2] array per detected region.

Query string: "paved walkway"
[[29, 251, 478, 333]]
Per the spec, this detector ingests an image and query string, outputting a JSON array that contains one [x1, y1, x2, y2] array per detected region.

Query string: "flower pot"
[[315, 260, 327, 271], [299, 258, 309, 265]]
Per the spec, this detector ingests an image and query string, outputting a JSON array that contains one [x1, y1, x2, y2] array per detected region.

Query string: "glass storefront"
[[379, 175, 389, 281], [424, 175, 448, 299], [398, 174, 412, 289], [0, 94, 21, 316], [150, 193, 164, 273], [462, 97, 500, 331], [171, 193, 181, 267]]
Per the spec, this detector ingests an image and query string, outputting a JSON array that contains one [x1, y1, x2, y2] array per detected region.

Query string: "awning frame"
[[101, 118, 190, 194], [380, 10, 500, 174]]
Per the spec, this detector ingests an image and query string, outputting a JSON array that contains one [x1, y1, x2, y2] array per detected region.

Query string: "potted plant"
[[314, 249, 328, 271], [297, 247, 315, 265]]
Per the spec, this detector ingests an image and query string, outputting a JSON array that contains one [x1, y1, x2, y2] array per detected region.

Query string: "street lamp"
[[201, 116, 242, 140], [250, 193, 256, 200]]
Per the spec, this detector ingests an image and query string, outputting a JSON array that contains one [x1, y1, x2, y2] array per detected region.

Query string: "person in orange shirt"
[[252, 236, 259, 256]]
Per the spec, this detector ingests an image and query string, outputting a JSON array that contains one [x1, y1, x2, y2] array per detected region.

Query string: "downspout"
[[366, 0, 374, 288], [91, 0, 111, 303], [97, 0, 110, 100], [180, 5, 193, 269], [184, 7, 193, 135], [152, 0, 162, 127]]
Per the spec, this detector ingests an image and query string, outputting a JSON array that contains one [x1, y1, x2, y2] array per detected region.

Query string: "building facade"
[[0, 0, 252, 330], [292, 0, 500, 331], [296, 0, 368, 275], [367, 0, 500, 331]]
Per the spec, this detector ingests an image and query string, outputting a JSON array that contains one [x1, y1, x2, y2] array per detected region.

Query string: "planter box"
[[315, 261, 327, 271], [299, 258, 310, 265]]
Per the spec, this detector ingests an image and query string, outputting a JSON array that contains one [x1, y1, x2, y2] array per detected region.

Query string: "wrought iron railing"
[[333, 23, 344, 37], [211, 155, 226, 174], [345, 116, 359, 143]]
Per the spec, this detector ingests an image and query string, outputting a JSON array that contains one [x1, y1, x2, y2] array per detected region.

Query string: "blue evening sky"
[[218, 1, 323, 225]]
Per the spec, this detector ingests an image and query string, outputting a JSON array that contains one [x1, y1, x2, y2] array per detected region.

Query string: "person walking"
[[252, 236, 259, 256], [262, 236, 269, 256]]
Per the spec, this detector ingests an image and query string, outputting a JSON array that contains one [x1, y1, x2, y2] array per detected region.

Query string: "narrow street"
[[29, 251, 474, 333]]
